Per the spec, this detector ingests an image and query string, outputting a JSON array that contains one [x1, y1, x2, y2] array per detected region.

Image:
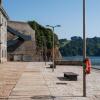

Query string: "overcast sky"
[[3, 0, 100, 39]]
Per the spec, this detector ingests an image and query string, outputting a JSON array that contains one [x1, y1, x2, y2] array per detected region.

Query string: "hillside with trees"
[[59, 36, 100, 57], [28, 21, 59, 49], [28, 21, 61, 60]]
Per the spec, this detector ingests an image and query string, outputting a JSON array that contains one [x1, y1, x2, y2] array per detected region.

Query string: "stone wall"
[[55, 60, 82, 66], [7, 21, 36, 62]]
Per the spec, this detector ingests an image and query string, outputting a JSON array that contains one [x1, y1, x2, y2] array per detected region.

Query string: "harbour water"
[[63, 56, 100, 69]]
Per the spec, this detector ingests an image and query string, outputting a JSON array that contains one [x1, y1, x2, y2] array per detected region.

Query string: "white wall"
[[0, 11, 7, 63]]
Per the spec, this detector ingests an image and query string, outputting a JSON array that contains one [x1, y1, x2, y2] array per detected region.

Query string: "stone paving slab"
[[0, 62, 100, 100], [0, 62, 27, 99]]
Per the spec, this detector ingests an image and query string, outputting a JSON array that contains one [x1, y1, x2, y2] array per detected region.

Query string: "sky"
[[3, 0, 100, 39]]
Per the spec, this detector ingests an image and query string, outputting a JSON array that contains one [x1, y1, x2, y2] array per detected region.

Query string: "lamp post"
[[43, 37, 47, 66], [41, 35, 47, 65], [46, 25, 61, 72], [83, 0, 86, 97]]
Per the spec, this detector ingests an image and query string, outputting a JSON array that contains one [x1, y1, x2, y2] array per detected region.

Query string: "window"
[[2, 50, 3, 58], [3, 49, 4, 58], [5, 49, 6, 57], [5, 22, 6, 27], [1, 49, 6, 58], [2, 18, 3, 24]]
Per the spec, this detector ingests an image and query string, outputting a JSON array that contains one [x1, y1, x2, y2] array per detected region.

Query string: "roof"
[[7, 38, 20, 47], [8, 21, 35, 36], [7, 21, 36, 47], [7, 26, 32, 41], [0, 6, 9, 19], [7, 20, 36, 40]]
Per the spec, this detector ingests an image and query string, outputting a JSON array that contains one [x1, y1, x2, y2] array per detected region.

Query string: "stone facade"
[[7, 21, 36, 62], [0, 0, 9, 63]]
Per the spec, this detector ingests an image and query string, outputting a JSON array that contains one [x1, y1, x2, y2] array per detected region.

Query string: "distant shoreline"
[[61, 56, 100, 69]]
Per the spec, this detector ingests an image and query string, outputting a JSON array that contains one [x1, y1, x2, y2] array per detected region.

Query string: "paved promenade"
[[0, 62, 100, 100]]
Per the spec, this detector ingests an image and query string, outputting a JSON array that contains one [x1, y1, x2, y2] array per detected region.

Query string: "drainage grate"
[[31, 95, 56, 99], [57, 77, 69, 81], [56, 82, 67, 85]]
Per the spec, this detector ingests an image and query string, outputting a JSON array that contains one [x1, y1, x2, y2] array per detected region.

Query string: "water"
[[63, 56, 100, 69]]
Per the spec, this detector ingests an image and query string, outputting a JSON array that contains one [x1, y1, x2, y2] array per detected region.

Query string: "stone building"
[[7, 21, 36, 61], [0, 0, 9, 63]]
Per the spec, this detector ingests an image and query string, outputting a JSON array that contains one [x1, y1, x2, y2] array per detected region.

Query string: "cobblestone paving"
[[0, 62, 100, 100]]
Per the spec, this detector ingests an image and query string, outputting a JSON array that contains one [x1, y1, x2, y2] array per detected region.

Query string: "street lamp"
[[83, 0, 86, 97], [46, 25, 61, 72], [41, 34, 47, 65], [43, 36, 47, 66]]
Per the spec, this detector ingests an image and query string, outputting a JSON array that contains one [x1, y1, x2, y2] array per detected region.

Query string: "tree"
[[59, 36, 100, 57]]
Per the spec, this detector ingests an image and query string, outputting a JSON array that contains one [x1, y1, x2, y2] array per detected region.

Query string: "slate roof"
[[7, 38, 20, 47], [8, 21, 35, 36], [7, 21, 35, 47], [7, 26, 31, 41], [0, 6, 9, 19]]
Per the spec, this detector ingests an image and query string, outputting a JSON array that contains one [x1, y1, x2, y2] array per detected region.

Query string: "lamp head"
[[46, 25, 50, 27], [55, 25, 61, 27]]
